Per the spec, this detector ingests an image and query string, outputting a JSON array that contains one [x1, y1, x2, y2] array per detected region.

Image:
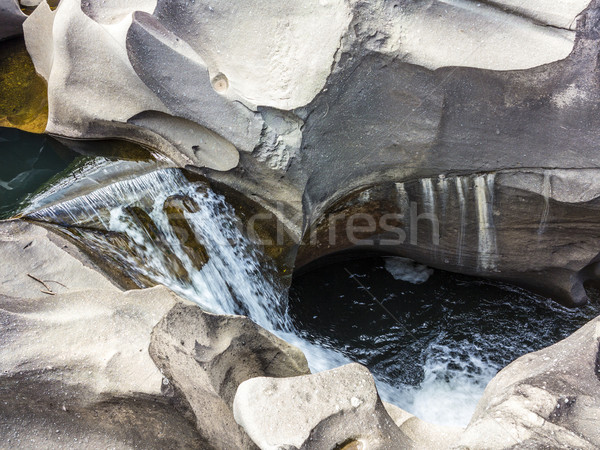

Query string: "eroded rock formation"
[[150, 302, 309, 449], [0, 220, 311, 449], [7, 0, 599, 305], [0, 0, 26, 41], [456, 315, 600, 449], [2, 1, 600, 448], [234, 363, 413, 449]]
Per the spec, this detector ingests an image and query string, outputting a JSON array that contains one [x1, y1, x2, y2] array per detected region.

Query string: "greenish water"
[[0, 127, 77, 218]]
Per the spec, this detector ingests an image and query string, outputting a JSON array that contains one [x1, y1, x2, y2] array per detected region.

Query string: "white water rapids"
[[26, 167, 515, 427], [27, 169, 349, 372]]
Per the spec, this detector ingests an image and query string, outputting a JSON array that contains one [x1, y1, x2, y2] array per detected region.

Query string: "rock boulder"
[[233, 363, 413, 450]]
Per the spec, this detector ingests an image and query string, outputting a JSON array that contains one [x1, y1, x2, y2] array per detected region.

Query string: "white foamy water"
[[394, 338, 498, 427], [384, 256, 433, 284], [28, 168, 349, 377], [28, 168, 508, 427]]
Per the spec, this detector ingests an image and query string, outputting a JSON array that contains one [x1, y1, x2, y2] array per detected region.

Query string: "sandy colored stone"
[[234, 363, 413, 450], [150, 302, 310, 449]]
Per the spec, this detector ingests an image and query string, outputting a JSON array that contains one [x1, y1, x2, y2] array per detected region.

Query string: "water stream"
[[27, 168, 349, 377], [290, 256, 599, 426], [21, 164, 600, 428]]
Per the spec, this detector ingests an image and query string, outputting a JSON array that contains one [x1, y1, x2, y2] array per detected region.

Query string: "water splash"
[[28, 168, 348, 374], [393, 336, 499, 427]]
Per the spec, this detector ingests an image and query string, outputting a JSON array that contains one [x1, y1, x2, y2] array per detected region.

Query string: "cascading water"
[[289, 256, 600, 427], [27, 167, 349, 373], [24, 166, 600, 429]]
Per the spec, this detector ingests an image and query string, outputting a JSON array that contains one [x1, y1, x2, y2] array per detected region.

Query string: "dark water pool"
[[289, 255, 600, 426], [0, 127, 77, 219]]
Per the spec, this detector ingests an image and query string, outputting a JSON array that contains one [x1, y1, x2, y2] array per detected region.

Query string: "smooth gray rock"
[[151, 0, 351, 110], [0, 0, 25, 41], [20, 0, 600, 306], [383, 402, 463, 450], [0, 219, 311, 449], [126, 11, 262, 159], [202, 2, 600, 306], [150, 302, 310, 450], [233, 363, 413, 450], [0, 221, 206, 448]]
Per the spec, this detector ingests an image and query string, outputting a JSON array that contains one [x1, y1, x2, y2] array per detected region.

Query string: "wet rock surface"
[[0, 219, 309, 449], [296, 169, 600, 306]]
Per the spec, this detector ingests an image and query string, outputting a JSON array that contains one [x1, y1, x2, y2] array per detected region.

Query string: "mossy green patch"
[[0, 38, 48, 133]]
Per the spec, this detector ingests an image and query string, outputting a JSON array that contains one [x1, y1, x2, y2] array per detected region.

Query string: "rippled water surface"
[[289, 256, 600, 426], [0, 127, 77, 218]]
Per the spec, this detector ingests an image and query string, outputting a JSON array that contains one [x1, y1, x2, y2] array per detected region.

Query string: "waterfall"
[[28, 169, 284, 322], [27, 168, 348, 372], [473, 174, 498, 271]]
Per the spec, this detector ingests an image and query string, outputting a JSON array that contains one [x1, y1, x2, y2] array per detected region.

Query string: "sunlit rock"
[[0, 220, 206, 447], [22, 0, 351, 170], [383, 402, 463, 450], [381, 0, 576, 71], [149, 0, 351, 110], [233, 363, 413, 449], [0, 219, 311, 448], [17, 0, 600, 305], [150, 301, 310, 449]]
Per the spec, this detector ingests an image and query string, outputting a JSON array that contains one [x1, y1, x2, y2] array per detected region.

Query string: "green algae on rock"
[[0, 38, 47, 133]]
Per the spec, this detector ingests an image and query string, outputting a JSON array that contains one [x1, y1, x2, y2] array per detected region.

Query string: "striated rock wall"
[[7, 0, 600, 299]]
